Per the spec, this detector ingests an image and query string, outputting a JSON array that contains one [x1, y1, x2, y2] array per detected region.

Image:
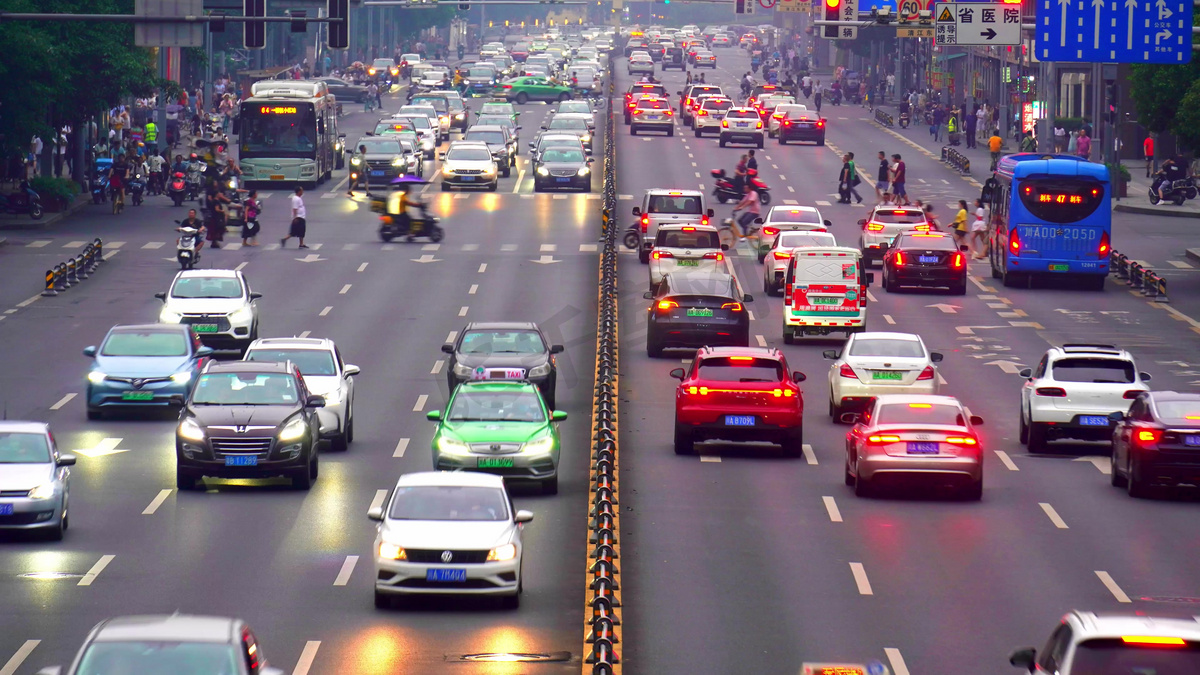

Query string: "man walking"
[[281, 186, 309, 249], [964, 107, 978, 149], [889, 154, 908, 206], [874, 150, 891, 206]]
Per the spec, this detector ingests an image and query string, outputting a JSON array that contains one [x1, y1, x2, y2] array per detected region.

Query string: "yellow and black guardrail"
[[42, 238, 105, 297], [1111, 250, 1169, 301]]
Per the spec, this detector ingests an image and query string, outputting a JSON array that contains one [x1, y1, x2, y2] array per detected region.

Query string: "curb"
[[1186, 248, 1200, 264], [0, 193, 91, 231], [1113, 202, 1200, 219]]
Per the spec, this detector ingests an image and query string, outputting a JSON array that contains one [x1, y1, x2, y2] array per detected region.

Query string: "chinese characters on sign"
[[897, 27, 935, 37], [935, 2, 1022, 46], [1021, 102, 1034, 134], [839, 0, 858, 39]]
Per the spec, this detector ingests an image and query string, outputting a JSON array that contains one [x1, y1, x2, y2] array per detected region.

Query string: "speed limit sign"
[[898, 0, 931, 21]]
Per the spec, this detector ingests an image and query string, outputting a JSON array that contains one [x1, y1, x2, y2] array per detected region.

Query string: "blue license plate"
[[426, 568, 467, 582], [0, 504, 11, 516], [907, 442, 939, 454], [1078, 416, 1109, 426], [461, 176, 476, 182], [919, 255, 939, 264], [1185, 435, 1200, 446], [370, 170, 384, 176], [225, 455, 258, 467], [557, 177, 571, 182], [724, 415, 755, 426]]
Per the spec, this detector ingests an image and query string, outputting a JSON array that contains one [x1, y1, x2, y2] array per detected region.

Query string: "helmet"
[[189, 153, 198, 160]]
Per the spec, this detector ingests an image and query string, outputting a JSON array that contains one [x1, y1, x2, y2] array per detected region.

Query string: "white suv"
[[1019, 344, 1152, 453], [758, 205, 832, 263], [1010, 611, 1200, 674], [649, 223, 725, 291], [244, 337, 360, 452], [858, 206, 931, 267], [823, 332, 942, 418], [693, 96, 732, 137], [718, 107, 765, 149], [632, 189, 713, 264], [155, 269, 260, 354]]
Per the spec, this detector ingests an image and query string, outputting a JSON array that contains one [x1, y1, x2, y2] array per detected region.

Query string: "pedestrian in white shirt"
[[976, 106, 987, 141], [281, 186, 309, 248]]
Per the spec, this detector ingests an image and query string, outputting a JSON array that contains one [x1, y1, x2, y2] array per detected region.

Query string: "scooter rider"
[[177, 208, 207, 254], [733, 181, 762, 238], [1156, 157, 1186, 201]]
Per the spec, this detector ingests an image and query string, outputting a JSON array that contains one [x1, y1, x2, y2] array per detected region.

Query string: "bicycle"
[[111, 190, 124, 215], [716, 208, 763, 254]]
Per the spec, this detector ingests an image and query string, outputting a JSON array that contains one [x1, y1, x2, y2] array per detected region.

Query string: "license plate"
[[1185, 436, 1200, 446], [122, 391, 154, 401], [0, 504, 12, 516], [269, 174, 285, 180], [872, 371, 903, 381], [724, 415, 755, 426], [557, 177, 571, 183], [736, 122, 749, 128], [677, 259, 699, 267], [225, 455, 258, 467], [192, 324, 220, 333], [426, 568, 468, 582], [1049, 263, 1069, 272], [919, 255, 939, 264], [461, 176, 476, 181], [811, 297, 840, 305], [907, 442, 939, 454], [370, 170, 384, 176], [686, 308, 714, 317], [478, 457, 515, 468], [1078, 415, 1109, 426]]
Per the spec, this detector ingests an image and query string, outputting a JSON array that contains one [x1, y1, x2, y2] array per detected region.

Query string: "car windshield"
[[425, 70, 448, 80], [726, 110, 758, 120], [190, 373, 299, 405], [465, 130, 506, 145], [376, 122, 412, 135], [872, 210, 926, 224], [245, 349, 337, 376], [0, 433, 51, 464], [373, 59, 393, 68], [447, 147, 492, 162], [648, 194, 701, 214], [388, 485, 509, 521], [102, 331, 189, 357], [573, 68, 596, 79], [770, 209, 822, 225], [548, 118, 587, 131], [448, 390, 545, 422], [170, 277, 242, 299], [400, 106, 436, 119], [358, 139, 402, 152], [848, 338, 925, 358], [542, 148, 586, 163], [875, 403, 964, 426], [476, 117, 513, 130], [702, 100, 733, 112], [410, 98, 447, 113], [1052, 357, 1136, 383], [1068, 638, 1200, 673], [468, 68, 495, 80], [778, 232, 836, 248], [656, 229, 718, 248], [395, 116, 431, 129], [76, 642, 240, 675], [460, 330, 545, 354], [637, 99, 668, 110], [557, 101, 590, 114], [539, 138, 580, 152], [1155, 400, 1200, 424], [696, 357, 783, 383]]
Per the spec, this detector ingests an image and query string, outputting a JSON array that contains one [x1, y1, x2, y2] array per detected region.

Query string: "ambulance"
[[782, 247, 873, 342]]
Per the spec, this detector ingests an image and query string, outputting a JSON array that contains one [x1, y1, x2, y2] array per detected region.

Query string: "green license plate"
[[192, 324, 220, 333], [686, 308, 714, 317], [812, 297, 840, 305], [872, 371, 904, 381], [477, 457, 515, 468], [1048, 264, 1069, 272], [677, 259, 699, 267], [122, 391, 154, 401]]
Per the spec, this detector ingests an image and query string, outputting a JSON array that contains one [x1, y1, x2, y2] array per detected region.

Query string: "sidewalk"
[[1113, 162, 1200, 219], [873, 105, 1005, 180], [0, 193, 91, 231]]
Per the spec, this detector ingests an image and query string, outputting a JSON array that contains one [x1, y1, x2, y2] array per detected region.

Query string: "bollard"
[[93, 237, 104, 264], [76, 251, 90, 280], [41, 269, 58, 297], [53, 263, 68, 293], [64, 257, 78, 288]]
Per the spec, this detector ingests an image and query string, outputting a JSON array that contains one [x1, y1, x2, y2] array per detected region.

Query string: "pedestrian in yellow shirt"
[[951, 200, 969, 249]]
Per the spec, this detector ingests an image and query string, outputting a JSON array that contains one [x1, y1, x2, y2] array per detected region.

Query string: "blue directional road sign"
[[1037, 0, 1192, 63]]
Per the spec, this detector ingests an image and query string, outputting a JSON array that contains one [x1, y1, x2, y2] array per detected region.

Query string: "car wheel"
[[1127, 469, 1153, 499], [667, 127, 674, 137], [345, 409, 354, 443], [292, 455, 316, 490], [176, 469, 199, 490], [961, 480, 983, 501], [542, 474, 559, 495], [757, 138, 764, 149], [374, 591, 394, 610], [844, 455, 855, 486], [829, 396, 841, 420], [630, 127, 637, 136], [673, 424, 695, 455], [441, 182, 450, 192], [45, 515, 66, 541], [646, 331, 664, 358], [1111, 446, 1128, 487], [515, 92, 529, 104], [502, 591, 521, 609], [719, 137, 727, 148], [854, 467, 872, 497], [694, 128, 701, 137], [638, 249, 650, 264], [488, 182, 498, 191], [818, 138, 826, 146], [783, 330, 795, 345], [502, 165, 511, 178], [952, 280, 968, 295], [1027, 422, 1049, 453], [329, 431, 349, 453], [779, 138, 787, 145], [87, 408, 103, 421], [1018, 409, 1030, 444], [780, 427, 803, 458]]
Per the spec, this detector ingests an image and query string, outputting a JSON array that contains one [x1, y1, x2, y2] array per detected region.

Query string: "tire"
[[646, 330, 664, 358], [779, 138, 787, 145], [783, 330, 795, 345], [380, 230, 394, 242], [719, 138, 727, 148], [638, 249, 650, 264], [502, 165, 511, 178], [1127, 471, 1153, 499], [673, 425, 695, 455], [853, 467, 872, 497], [952, 280, 968, 295], [694, 129, 701, 138], [45, 515, 65, 541], [757, 138, 764, 149], [429, 226, 444, 243], [345, 409, 354, 443], [541, 474, 559, 495], [1001, 269, 1024, 288], [780, 427, 803, 458], [630, 127, 637, 136], [667, 128, 674, 137], [329, 431, 349, 453], [176, 469, 198, 490], [501, 591, 521, 609], [885, 270, 898, 292], [87, 408, 102, 421], [30, 204, 45, 220], [1018, 410, 1029, 444], [1111, 447, 1128, 487], [1147, 188, 1160, 205], [829, 396, 841, 420], [818, 138, 826, 146], [623, 230, 640, 249], [759, 191, 771, 206], [292, 454, 316, 490], [558, 92, 570, 102], [515, 92, 528, 104], [1027, 422, 1049, 453], [1085, 274, 1105, 291], [487, 182, 497, 192], [374, 591, 393, 610], [961, 480, 983, 501], [844, 455, 855, 486], [716, 193, 728, 204]]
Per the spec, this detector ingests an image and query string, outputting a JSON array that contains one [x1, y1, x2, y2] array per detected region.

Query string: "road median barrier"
[[1110, 250, 1168, 301], [941, 146, 971, 175], [42, 238, 105, 297], [873, 108, 893, 128]]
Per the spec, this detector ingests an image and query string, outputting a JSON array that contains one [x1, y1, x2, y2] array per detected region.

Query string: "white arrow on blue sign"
[[1037, 0, 1191, 63]]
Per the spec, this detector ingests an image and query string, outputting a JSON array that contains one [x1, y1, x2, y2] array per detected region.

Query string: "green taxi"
[[497, 76, 573, 104], [427, 380, 567, 494]]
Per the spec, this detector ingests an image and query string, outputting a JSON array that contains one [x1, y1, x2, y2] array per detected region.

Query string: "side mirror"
[[441, 344, 454, 354], [857, 219, 868, 227], [824, 219, 833, 228], [969, 415, 984, 426], [721, 243, 730, 251], [438, 152, 447, 160], [154, 292, 167, 301], [426, 410, 442, 421], [839, 412, 860, 424], [863, 272, 875, 285], [1008, 647, 1036, 672], [56, 454, 77, 467], [741, 293, 754, 303], [643, 291, 655, 300], [1109, 411, 1125, 422], [344, 364, 361, 377], [930, 352, 943, 363], [632, 206, 641, 216], [514, 509, 534, 523], [249, 292, 262, 300], [338, 133, 347, 138], [587, 157, 595, 163], [1139, 371, 1152, 381], [367, 505, 385, 522], [960, 245, 970, 252], [515, 125, 522, 130], [792, 371, 806, 382], [707, 208, 716, 217], [82, 346, 97, 357], [539, 125, 547, 130], [669, 368, 686, 380], [305, 395, 326, 408], [550, 344, 565, 354], [551, 410, 568, 421], [196, 346, 214, 358], [822, 350, 838, 360], [676, 90, 683, 95], [753, 217, 764, 225], [1018, 368, 1033, 379], [879, 242, 890, 251]]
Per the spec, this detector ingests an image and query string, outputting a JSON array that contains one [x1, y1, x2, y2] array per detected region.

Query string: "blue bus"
[[981, 154, 1111, 290]]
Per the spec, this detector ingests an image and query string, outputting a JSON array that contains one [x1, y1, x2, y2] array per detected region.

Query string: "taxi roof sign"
[[800, 665, 871, 675]]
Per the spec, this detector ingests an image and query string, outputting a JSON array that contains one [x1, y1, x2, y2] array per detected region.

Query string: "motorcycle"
[[830, 88, 843, 106], [128, 171, 146, 206], [91, 158, 112, 204], [174, 222, 201, 270], [184, 162, 205, 201], [168, 171, 188, 207], [899, 111, 910, 129], [0, 181, 44, 220], [377, 202, 444, 243], [1148, 177, 1195, 206], [623, 223, 641, 250], [710, 169, 772, 205]]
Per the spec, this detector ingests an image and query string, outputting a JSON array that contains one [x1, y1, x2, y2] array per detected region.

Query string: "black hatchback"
[[644, 270, 754, 357], [881, 231, 967, 295]]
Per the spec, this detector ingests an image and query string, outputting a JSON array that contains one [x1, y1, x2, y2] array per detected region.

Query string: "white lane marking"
[[357, 262, 369, 272], [501, 244, 518, 251], [142, 489, 173, 515], [1095, 570, 1131, 603], [1039, 502, 1069, 529], [694, 171, 702, 178], [580, 243, 598, 252], [292, 641, 321, 675], [935, 372, 948, 386], [782, 199, 799, 205], [319, 306, 333, 317], [422, 243, 440, 251], [298, 331, 311, 339], [49, 393, 76, 410], [1074, 456, 1112, 474], [76, 438, 127, 458], [78, 554, 116, 586], [994, 450, 1019, 471], [63, 240, 85, 248], [987, 302, 1009, 309], [849, 562, 873, 595], [309, 243, 323, 250], [462, 243, 479, 251], [699, 454, 722, 463], [691, 161, 697, 167], [333, 556, 359, 586], [866, 290, 878, 303], [969, 276, 994, 292], [882, 314, 896, 325], [1168, 260, 1194, 269], [446, 330, 458, 343], [755, 334, 767, 347], [413, 394, 428, 412], [16, 295, 42, 308], [787, 186, 796, 193], [430, 360, 444, 375], [512, 169, 525, 193], [747, 309, 755, 321], [224, 243, 243, 251], [326, 173, 350, 194], [458, 305, 469, 317], [477, 263, 487, 273], [235, 262, 249, 272], [392, 439, 409, 458], [339, 284, 352, 295], [815, 200, 831, 206], [885, 648, 911, 675], [141, 241, 165, 249], [107, 241, 125, 249], [801, 443, 818, 465], [540, 243, 557, 252], [26, 240, 51, 248], [0, 640, 41, 675], [822, 496, 843, 523], [469, 284, 479, 294]]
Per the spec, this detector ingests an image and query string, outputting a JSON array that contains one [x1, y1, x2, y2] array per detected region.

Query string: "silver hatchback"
[[0, 422, 74, 540]]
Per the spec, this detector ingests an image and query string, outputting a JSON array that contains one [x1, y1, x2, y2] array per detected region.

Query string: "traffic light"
[[823, 0, 841, 38], [244, 0, 265, 49], [1106, 82, 1119, 125], [328, 0, 349, 50]]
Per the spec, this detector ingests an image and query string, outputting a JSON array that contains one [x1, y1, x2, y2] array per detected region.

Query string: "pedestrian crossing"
[[19, 239, 605, 254]]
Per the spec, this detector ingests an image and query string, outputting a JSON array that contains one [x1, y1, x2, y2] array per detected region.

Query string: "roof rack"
[[1060, 343, 1121, 353]]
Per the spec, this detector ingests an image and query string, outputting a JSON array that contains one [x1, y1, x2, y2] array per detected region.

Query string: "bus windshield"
[[1017, 178, 1106, 224], [239, 104, 317, 158]]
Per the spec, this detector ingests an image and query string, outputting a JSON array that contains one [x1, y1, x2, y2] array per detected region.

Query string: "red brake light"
[[867, 434, 900, 444], [686, 385, 710, 395], [1035, 387, 1067, 397], [1121, 636, 1186, 646], [501, 84, 512, 89], [682, 226, 695, 231], [762, 226, 779, 236], [657, 300, 678, 311], [916, 366, 935, 380], [772, 112, 784, 119], [703, 251, 724, 261], [1124, 390, 1143, 399], [866, 222, 884, 231], [728, 356, 754, 362], [697, 109, 708, 116], [817, 120, 825, 127], [1098, 230, 1110, 257], [665, 110, 674, 116], [1009, 228, 1021, 255], [652, 250, 673, 259], [945, 436, 978, 446], [721, 302, 743, 312], [783, 120, 792, 126], [701, 216, 709, 226], [1135, 429, 1161, 445], [685, 97, 692, 106], [722, 120, 729, 127], [641, 215, 649, 232], [838, 363, 858, 380], [633, 109, 643, 115], [951, 252, 964, 269], [773, 250, 791, 260], [893, 251, 905, 266]]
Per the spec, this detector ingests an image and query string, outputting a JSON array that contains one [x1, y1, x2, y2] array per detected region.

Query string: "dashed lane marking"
[[422, 243, 440, 251], [446, 330, 458, 343], [885, 648, 911, 675], [540, 244, 557, 252], [357, 263, 368, 272], [319, 306, 332, 317], [699, 453, 722, 463], [849, 562, 873, 595], [106, 241, 125, 248], [782, 199, 798, 205], [234, 262, 248, 272], [141, 242, 165, 249], [293, 641, 321, 675], [0, 640, 40, 675], [882, 314, 896, 325], [412, 394, 428, 412], [1168, 260, 1194, 269], [755, 334, 767, 347], [49, 393, 76, 410], [501, 244, 517, 252], [298, 331, 311, 339], [801, 443, 818, 465], [333, 556, 359, 586], [580, 243, 598, 252], [469, 284, 478, 294], [815, 200, 831, 206], [1009, 321, 1043, 329], [822, 496, 843, 523], [78, 554, 116, 587], [477, 264, 487, 273], [995, 450, 1019, 471], [26, 240, 51, 248], [1096, 571, 1131, 603], [63, 240, 85, 248], [430, 360, 444, 375], [392, 439, 409, 458], [1039, 502, 1069, 529], [458, 306, 469, 317], [339, 284, 351, 295], [142, 489, 173, 515], [462, 243, 479, 251]]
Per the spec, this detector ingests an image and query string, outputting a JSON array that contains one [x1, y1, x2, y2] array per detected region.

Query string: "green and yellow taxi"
[[496, 76, 573, 104], [427, 380, 566, 494]]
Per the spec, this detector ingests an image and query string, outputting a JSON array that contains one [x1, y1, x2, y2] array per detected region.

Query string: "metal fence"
[[940, 146, 970, 175]]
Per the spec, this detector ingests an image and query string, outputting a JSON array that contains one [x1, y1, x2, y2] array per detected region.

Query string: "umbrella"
[[390, 175, 429, 185]]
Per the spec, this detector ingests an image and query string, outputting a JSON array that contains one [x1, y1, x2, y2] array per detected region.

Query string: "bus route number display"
[[260, 106, 298, 114]]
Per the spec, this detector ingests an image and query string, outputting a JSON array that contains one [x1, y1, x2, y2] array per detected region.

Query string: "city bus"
[[238, 80, 341, 188], [981, 154, 1111, 290]]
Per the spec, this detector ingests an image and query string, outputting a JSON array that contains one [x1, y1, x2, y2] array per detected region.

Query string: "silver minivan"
[[632, 189, 713, 264]]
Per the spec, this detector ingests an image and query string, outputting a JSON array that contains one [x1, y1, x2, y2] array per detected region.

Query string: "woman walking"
[[242, 189, 261, 246], [970, 198, 988, 259], [950, 199, 969, 249]]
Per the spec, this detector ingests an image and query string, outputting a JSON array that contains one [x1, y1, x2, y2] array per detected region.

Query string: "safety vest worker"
[[947, 116, 957, 134], [145, 121, 158, 142]]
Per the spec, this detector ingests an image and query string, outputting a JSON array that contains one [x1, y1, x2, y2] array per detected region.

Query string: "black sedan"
[[1111, 391, 1200, 498], [644, 270, 753, 357], [533, 146, 593, 192], [442, 322, 564, 408], [881, 231, 967, 295], [317, 77, 369, 103], [777, 109, 826, 146]]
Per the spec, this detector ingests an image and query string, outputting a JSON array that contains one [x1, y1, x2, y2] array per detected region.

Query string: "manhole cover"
[[450, 652, 572, 663]]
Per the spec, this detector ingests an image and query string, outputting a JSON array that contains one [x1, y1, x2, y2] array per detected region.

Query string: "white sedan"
[[823, 332, 943, 418], [757, 205, 831, 262], [649, 223, 724, 291], [762, 230, 837, 296]]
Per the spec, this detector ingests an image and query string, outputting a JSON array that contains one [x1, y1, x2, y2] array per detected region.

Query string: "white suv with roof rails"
[[693, 96, 733, 137], [648, 223, 725, 291], [758, 205, 832, 263], [858, 205, 932, 266], [632, 189, 714, 264], [1011, 610, 1200, 674], [1018, 343, 1152, 453]]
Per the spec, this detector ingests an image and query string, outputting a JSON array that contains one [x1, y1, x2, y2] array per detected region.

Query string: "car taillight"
[[686, 385, 710, 395], [772, 112, 784, 119], [783, 120, 792, 126], [701, 216, 709, 226], [697, 109, 708, 116], [867, 434, 901, 444], [762, 226, 779, 236], [1035, 387, 1067, 397], [722, 120, 729, 127], [1098, 230, 1110, 257], [916, 366, 935, 380], [685, 97, 692, 106], [951, 252, 964, 269], [1123, 390, 1143, 399], [641, 215, 649, 232], [817, 120, 825, 127], [665, 110, 674, 116], [838, 364, 858, 380], [652, 250, 673, 259], [1009, 228, 1021, 255], [628, 101, 637, 109], [866, 222, 884, 231], [773, 250, 791, 260], [756, 121, 763, 128], [945, 436, 978, 446], [633, 109, 643, 115], [657, 300, 678, 311], [502, 84, 513, 89], [894, 251, 906, 266], [1135, 428, 1162, 446], [770, 388, 796, 398], [703, 251, 724, 261], [719, 302, 742, 312]]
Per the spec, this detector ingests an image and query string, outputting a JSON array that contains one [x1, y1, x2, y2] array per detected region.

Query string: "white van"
[[782, 246, 874, 342]]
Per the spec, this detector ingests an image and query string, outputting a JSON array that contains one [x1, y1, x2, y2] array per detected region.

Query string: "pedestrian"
[[931, 106, 944, 142], [686, 71, 693, 86], [970, 198, 988, 259], [242, 189, 261, 246], [813, 90, 822, 113], [281, 185, 308, 248], [874, 150, 891, 205], [747, 149, 758, 173], [1143, 134, 1155, 177], [988, 131, 1003, 171], [1076, 129, 1091, 160], [840, 152, 862, 204], [964, 107, 978, 149], [1020, 131, 1037, 153], [1054, 124, 1066, 153], [889, 154, 908, 206], [375, 81, 384, 111], [951, 199, 969, 249], [976, 104, 988, 142], [924, 203, 940, 230]]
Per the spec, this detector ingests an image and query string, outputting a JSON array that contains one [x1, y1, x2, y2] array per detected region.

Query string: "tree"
[[1128, 14, 1200, 151]]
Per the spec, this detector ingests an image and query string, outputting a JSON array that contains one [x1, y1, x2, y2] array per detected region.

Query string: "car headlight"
[[368, 68, 376, 75], [391, 157, 405, 167], [178, 418, 205, 442], [577, 167, 590, 176], [350, 157, 362, 166], [528, 363, 551, 378], [482, 165, 496, 175], [455, 113, 465, 119], [439, 116, 449, 123], [522, 434, 556, 455], [170, 371, 192, 384], [536, 166, 550, 176], [379, 542, 407, 560], [437, 436, 471, 455], [581, 134, 591, 143], [443, 167, 456, 176], [87, 371, 107, 384], [28, 483, 56, 500], [486, 543, 517, 562], [159, 307, 183, 323], [453, 362, 473, 377], [228, 306, 254, 324], [278, 417, 307, 442]]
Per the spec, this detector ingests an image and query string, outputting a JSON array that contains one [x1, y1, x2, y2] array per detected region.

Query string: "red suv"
[[669, 347, 806, 457]]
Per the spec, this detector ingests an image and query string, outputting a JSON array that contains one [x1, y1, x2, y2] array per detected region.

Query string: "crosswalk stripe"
[[26, 240, 51, 248], [141, 242, 165, 249], [63, 240, 85, 248]]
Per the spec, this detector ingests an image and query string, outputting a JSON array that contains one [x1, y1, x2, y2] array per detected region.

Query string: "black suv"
[[662, 47, 686, 71], [442, 321, 565, 408], [175, 361, 324, 491]]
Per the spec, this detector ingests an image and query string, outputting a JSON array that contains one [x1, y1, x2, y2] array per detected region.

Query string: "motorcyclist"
[[740, 72, 754, 98], [109, 153, 129, 207], [1155, 157, 1185, 201], [177, 208, 207, 254], [457, 43, 465, 59], [172, 154, 187, 176], [146, 152, 165, 194]]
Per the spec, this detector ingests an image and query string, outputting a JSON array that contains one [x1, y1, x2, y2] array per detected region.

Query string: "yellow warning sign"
[[936, 6, 953, 21]]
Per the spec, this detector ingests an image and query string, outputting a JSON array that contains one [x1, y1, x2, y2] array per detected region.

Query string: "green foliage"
[[1128, 62, 1200, 135], [29, 176, 80, 203], [1172, 84, 1200, 154], [1106, 163, 1131, 183]]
